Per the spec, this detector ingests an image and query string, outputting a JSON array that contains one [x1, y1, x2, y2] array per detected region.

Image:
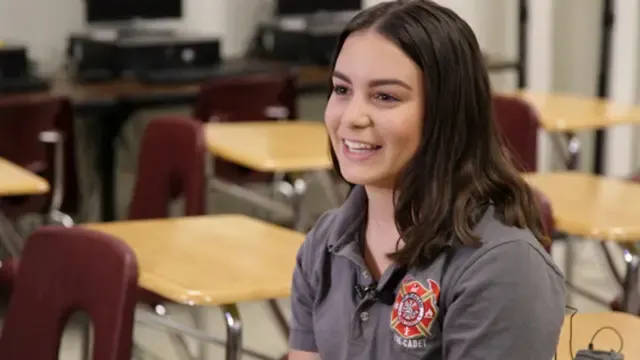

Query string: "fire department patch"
[[390, 276, 441, 340]]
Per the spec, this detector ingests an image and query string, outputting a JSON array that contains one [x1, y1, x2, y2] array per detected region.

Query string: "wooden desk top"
[[524, 172, 640, 242], [0, 157, 50, 197], [556, 312, 640, 360], [83, 215, 305, 306], [205, 120, 332, 172], [508, 91, 640, 132]]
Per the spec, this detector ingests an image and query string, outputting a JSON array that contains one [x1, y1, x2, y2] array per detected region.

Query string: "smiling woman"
[[288, 1, 566, 360]]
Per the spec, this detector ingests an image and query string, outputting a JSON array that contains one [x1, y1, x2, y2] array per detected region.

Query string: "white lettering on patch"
[[393, 333, 428, 349]]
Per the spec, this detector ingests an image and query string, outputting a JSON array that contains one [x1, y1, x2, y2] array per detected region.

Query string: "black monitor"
[[137, 0, 182, 19], [277, 0, 361, 15], [85, 0, 182, 23], [86, 0, 132, 22]]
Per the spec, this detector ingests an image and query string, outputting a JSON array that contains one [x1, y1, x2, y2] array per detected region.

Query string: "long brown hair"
[[329, 0, 549, 268]]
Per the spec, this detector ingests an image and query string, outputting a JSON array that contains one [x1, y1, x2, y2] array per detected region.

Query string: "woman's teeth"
[[344, 139, 381, 152]]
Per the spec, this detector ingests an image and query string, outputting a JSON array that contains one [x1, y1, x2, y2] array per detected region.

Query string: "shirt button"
[[362, 271, 370, 280], [360, 311, 369, 322]]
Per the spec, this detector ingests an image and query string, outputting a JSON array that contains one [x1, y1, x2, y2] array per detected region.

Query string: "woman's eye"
[[374, 93, 398, 102], [333, 85, 349, 95]]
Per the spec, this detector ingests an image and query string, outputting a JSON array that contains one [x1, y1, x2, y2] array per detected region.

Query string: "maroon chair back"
[[493, 95, 540, 172], [128, 116, 206, 219], [0, 95, 79, 215], [531, 187, 554, 253], [0, 226, 138, 360], [192, 71, 298, 183]]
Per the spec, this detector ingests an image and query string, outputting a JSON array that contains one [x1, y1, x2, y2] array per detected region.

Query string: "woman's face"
[[325, 30, 424, 189]]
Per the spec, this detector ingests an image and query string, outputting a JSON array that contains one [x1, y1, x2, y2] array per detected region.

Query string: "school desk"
[[204, 120, 341, 231], [505, 91, 640, 170], [0, 157, 50, 197], [514, 91, 640, 132], [84, 214, 304, 360], [524, 172, 640, 313], [556, 311, 640, 360]]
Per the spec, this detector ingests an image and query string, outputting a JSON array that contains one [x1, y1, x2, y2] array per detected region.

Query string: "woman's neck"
[[365, 185, 396, 226], [363, 185, 400, 278]]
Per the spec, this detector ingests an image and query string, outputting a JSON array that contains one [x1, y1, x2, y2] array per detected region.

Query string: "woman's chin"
[[341, 168, 386, 187]]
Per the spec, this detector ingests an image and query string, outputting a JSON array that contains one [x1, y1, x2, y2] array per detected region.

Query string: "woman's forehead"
[[334, 31, 421, 87]]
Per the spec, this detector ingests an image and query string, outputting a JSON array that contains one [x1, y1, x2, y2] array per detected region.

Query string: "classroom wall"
[[0, 0, 273, 72], [604, 0, 640, 177], [0, 0, 83, 73]]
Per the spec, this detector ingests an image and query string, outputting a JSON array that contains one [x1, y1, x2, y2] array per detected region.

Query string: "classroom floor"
[[16, 95, 625, 359]]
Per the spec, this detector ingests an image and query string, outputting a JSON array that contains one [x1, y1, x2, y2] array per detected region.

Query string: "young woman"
[[289, 1, 565, 359]]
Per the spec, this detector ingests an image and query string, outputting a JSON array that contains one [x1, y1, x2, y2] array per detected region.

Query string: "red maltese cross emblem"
[[390, 276, 441, 339]]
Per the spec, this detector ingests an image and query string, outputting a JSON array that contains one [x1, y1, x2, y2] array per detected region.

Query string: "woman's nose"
[[343, 99, 372, 128]]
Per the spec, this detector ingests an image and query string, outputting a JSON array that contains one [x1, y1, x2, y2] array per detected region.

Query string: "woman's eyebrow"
[[332, 71, 412, 90]]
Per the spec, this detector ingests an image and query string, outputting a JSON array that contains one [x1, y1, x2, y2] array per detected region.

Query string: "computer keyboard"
[[0, 76, 51, 94], [135, 62, 286, 85]]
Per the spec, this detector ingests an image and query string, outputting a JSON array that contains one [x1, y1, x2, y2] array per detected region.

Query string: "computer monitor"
[[136, 0, 182, 19], [85, 0, 133, 22], [277, 0, 361, 15], [85, 0, 182, 23], [322, 0, 362, 12]]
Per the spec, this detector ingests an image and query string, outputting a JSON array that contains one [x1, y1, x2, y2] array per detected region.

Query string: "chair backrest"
[[0, 95, 79, 213], [192, 71, 298, 182], [0, 226, 138, 360], [192, 71, 298, 123], [128, 116, 207, 219], [493, 94, 540, 172], [531, 186, 555, 253]]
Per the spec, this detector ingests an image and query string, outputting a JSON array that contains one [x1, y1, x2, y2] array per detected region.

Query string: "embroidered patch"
[[390, 276, 441, 341]]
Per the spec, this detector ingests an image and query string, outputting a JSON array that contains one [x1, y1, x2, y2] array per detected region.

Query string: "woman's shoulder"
[[472, 206, 558, 268], [442, 207, 564, 296]]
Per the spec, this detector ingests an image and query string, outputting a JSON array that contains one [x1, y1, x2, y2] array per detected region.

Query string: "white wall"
[[0, 0, 273, 72], [603, 0, 640, 177], [0, 0, 84, 73]]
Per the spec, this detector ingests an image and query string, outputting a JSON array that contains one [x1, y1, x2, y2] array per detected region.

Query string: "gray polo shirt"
[[290, 186, 565, 360]]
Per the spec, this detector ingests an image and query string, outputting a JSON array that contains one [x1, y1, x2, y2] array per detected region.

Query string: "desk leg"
[[314, 170, 343, 208], [622, 248, 640, 313], [549, 132, 581, 171], [550, 132, 581, 304], [291, 171, 343, 232], [0, 209, 23, 257], [194, 304, 242, 360], [267, 299, 290, 342], [220, 304, 242, 360], [98, 105, 133, 222]]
